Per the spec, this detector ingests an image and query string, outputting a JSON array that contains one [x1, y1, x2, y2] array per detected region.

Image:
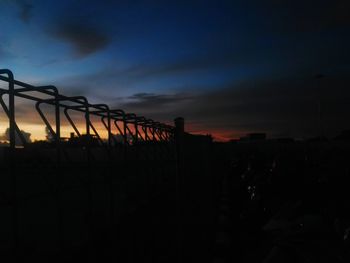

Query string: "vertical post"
[[53, 94, 64, 254], [134, 121, 138, 143], [151, 125, 156, 142], [123, 118, 128, 145], [174, 117, 184, 160], [144, 125, 148, 141], [55, 95, 60, 146], [174, 117, 184, 263], [85, 106, 90, 137], [0, 69, 18, 254], [7, 70, 15, 149], [81, 101, 92, 246], [107, 111, 111, 148], [9, 71, 18, 255]]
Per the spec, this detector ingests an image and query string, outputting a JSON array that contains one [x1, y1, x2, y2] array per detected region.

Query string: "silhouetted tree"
[[0, 127, 31, 144], [45, 126, 55, 142]]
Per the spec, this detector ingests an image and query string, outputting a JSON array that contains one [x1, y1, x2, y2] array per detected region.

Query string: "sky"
[[0, 0, 350, 141]]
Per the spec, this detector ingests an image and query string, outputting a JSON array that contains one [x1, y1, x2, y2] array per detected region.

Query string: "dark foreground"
[[1, 138, 350, 262]]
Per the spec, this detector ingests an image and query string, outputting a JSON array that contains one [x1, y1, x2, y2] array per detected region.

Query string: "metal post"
[[174, 117, 184, 263]]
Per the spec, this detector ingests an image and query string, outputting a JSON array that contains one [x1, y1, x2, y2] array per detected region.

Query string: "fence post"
[[174, 117, 184, 263]]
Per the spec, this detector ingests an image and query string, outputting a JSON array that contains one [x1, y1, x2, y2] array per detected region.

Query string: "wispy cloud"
[[49, 53, 238, 96], [118, 54, 237, 79], [119, 92, 193, 115]]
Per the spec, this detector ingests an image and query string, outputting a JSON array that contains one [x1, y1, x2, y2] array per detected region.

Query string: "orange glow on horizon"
[[185, 122, 244, 142], [0, 120, 112, 141], [0, 120, 242, 143]]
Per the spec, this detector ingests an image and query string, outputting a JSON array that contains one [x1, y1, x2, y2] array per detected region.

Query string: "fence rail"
[[0, 69, 174, 150], [0, 69, 181, 259]]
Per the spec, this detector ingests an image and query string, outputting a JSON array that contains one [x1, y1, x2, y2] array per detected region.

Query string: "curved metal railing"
[[0, 69, 174, 150]]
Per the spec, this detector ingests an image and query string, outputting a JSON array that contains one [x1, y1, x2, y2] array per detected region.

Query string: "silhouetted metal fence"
[[0, 69, 179, 258], [0, 69, 174, 150]]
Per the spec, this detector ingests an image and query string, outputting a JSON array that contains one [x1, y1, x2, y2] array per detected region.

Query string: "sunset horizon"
[[1, 0, 350, 141]]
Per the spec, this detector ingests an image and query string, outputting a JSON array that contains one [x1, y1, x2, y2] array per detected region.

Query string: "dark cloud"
[[114, 54, 237, 80], [195, 75, 350, 139], [5, 0, 34, 22], [117, 74, 350, 140], [121, 92, 192, 114], [52, 53, 238, 94], [16, 0, 33, 23], [49, 20, 111, 57]]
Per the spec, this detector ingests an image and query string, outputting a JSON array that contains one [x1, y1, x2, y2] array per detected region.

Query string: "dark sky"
[[0, 0, 350, 140]]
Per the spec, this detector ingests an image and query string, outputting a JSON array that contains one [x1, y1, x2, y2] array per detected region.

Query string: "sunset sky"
[[0, 0, 350, 141]]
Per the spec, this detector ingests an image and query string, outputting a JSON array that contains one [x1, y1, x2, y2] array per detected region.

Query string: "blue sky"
[[1, 0, 350, 140]]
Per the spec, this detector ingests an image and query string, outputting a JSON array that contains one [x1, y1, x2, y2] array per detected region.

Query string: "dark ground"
[[1, 138, 350, 262]]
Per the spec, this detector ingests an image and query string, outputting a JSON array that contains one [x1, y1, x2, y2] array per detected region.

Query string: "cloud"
[[2, 0, 34, 22], [125, 92, 193, 108], [119, 54, 237, 78], [109, 92, 192, 121], [107, 53, 237, 81], [50, 53, 238, 96], [2, 73, 350, 141], [116, 74, 350, 140], [49, 19, 111, 57], [15, 0, 33, 23], [195, 75, 350, 139]]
